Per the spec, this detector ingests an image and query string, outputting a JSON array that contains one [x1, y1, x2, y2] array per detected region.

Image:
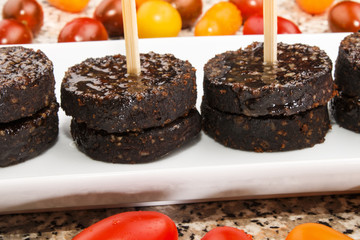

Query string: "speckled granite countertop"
[[0, 194, 359, 239], [0, 0, 359, 239]]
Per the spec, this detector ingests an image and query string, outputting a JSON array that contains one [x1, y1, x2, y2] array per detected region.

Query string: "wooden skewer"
[[122, 0, 141, 76], [263, 0, 277, 65]]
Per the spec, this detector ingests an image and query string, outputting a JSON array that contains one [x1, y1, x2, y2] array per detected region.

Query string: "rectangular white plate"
[[0, 33, 359, 214]]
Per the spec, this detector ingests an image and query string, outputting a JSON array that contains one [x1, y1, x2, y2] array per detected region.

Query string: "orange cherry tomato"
[[137, 0, 182, 38], [194, 17, 221, 36], [295, 0, 334, 15], [136, 0, 149, 9], [328, 1, 360, 32], [194, 1, 242, 36], [286, 223, 353, 240], [73, 211, 178, 240], [201, 226, 253, 240], [46, 0, 90, 13]]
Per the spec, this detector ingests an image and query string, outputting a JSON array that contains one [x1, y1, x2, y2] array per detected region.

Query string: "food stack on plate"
[[331, 32, 360, 133], [201, 41, 335, 152], [0, 46, 59, 167], [60, 52, 202, 164]]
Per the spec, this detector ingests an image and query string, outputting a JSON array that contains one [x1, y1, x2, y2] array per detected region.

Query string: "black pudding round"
[[203, 42, 334, 117], [201, 102, 331, 152], [0, 46, 55, 123], [61, 52, 197, 133], [334, 32, 360, 97], [0, 101, 59, 167], [71, 109, 202, 164], [331, 93, 360, 133]]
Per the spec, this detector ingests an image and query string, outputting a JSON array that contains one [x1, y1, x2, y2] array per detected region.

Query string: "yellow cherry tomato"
[[137, 0, 182, 38], [47, 0, 90, 13], [195, 1, 242, 36], [286, 223, 353, 240]]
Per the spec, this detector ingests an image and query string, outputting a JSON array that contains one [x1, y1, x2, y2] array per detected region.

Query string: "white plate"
[[1, 33, 359, 214]]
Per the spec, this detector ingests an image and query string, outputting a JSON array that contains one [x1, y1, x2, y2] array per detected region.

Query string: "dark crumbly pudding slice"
[[331, 93, 360, 133], [201, 102, 330, 152], [61, 52, 197, 133], [203, 42, 333, 117], [0, 101, 59, 167], [334, 32, 360, 97], [71, 109, 201, 164], [0, 46, 55, 123]]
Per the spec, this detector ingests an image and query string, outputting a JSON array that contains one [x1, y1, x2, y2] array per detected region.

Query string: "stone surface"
[[0, 194, 359, 239]]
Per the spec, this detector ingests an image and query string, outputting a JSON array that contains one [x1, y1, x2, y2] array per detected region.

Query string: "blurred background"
[[0, 0, 358, 43]]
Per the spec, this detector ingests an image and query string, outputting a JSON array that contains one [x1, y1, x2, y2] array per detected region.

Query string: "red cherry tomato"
[[73, 211, 178, 240], [328, 1, 360, 32], [243, 14, 301, 34], [58, 17, 108, 43], [2, 0, 44, 35], [93, 0, 123, 38], [0, 19, 33, 44], [201, 226, 253, 240], [228, 0, 263, 20]]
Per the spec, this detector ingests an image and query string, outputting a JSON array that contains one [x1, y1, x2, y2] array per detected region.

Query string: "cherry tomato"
[[2, 0, 44, 35], [136, 0, 149, 9], [73, 211, 178, 240], [286, 223, 353, 240], [228, 0, 263, 20], [328, 1, 360, 32], [46, 0, 90, 13], [0, 19, 33, 44], [201, 226, 253, 240], [194, 17, 221, 36], [243, 15, 301, 34], [137, 0, 182, 38], [94, 0, 123, 38], [194, 1, 242, 36], [296, 0, 334, 15], [165, 0, 203, 29], [58, 17, 108, 43]]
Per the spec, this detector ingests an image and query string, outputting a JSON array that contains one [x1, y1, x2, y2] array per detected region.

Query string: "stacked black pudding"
[[202, 42, 334, 152], [331, 32, 360, 133], [0, 46, 59, 167], [61, 52, 201, 164]]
